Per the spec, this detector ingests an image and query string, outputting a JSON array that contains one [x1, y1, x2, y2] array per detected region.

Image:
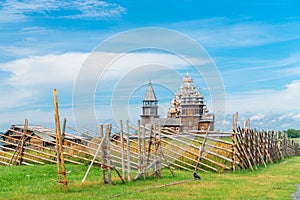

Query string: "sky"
[[1, 0, 300, 132]]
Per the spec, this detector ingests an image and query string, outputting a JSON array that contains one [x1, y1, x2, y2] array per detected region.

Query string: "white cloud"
[[0, 45, 43, 57], [279, 113, 294, 121], [293, 113, 300, 120], [0, 52, 87, 87], [250, 113, 266, 121], [0, 0, 126, 21], [226, 80, 300, 114], [21, 26, 47, 33]]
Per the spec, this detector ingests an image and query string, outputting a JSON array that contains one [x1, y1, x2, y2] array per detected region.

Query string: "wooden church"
[[141, 72, 214, 132]]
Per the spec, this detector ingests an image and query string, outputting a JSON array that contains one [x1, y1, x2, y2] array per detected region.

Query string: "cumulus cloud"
[[0, 52, 87, 87], [226, 80, 300, 114], [250, 113, 266, 121], [223, 112, 300, 131]]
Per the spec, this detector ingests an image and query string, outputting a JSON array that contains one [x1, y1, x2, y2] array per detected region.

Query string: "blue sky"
[[1, 0, 300, 131]]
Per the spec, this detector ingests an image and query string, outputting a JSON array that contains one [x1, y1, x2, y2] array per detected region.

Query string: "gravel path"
[[293, 184, 300, 200]]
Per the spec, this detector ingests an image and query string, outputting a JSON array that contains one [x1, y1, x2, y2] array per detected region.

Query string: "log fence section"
[[1, 117, 299, 182]]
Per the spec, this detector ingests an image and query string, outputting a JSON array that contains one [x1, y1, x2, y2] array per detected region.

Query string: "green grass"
[[292, 138, 300, 143], [0, 156, 300, 200]]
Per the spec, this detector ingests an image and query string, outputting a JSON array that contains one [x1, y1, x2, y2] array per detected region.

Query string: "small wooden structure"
[[2, 125, 56, 149]]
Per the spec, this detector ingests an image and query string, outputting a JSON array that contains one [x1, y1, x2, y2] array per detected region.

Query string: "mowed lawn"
[[0, 156, 299, 200]]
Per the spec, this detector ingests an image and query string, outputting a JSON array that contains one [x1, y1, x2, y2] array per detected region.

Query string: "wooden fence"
[[0, 119, 299, 183]]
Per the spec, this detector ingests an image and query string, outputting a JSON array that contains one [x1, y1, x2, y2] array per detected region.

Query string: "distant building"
[[1, 125, 84, 150], [141, 73, 214, 132], [140, 81, 159, 125]]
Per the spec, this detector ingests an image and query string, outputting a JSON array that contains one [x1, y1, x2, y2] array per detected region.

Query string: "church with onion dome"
[[141, 72, 215, 132]]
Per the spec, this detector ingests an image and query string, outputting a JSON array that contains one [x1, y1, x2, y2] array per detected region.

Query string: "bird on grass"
[[193, 172, 201, 180]]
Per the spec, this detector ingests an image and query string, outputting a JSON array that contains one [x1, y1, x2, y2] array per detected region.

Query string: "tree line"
[[286, 129, 300, 138]]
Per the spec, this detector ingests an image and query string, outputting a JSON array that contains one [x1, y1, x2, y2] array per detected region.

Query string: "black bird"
[[193, 172, 201, 180]]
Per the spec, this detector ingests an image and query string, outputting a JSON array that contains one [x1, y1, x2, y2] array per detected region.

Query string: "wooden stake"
[[120, 120, 126, 180], [232, 113, 237, 172], [126, 120, 131, 181], [100, 124, 107, 183], [53, 89, 68, 192], [9, 119, 28, 165], [194, 127, 209, 173], [137, 120, 142, 174], [106, 124, 112, 184], [157, 123, 162, 176], [81, 125, 106, 183], [62, 118, 66, 146], [142, 124, 147, 179]]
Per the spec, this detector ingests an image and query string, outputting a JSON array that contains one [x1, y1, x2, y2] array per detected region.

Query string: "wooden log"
[[161, 149, 206, 172], [134, 159, 159, 180], [0, 160, 10, 165], [161, 140, 220, 172], [239, 127, 257, 169], [160, 150, 175, 176], [82, 126, 106, 183], [0, 153, 34, 166], [126, 120, 131, 182], [175, 131, 233, 145], [153, 123, 157, 175], [231, 129, 237, 171], [9, 119, 28, 165], [99, 124, 107, 183], [157, 123, 162, 176], [174, 133, 237, 155], [162, 133, 237, 165], [236, 131, 254, 172], [161, 136, 228, 170], [8, 128, 94, 160], [53, 89, 68, 192], [146, 125, 154, 166], [194, 129, 209, 172], [106, 124, 112, 184], [142, 124, 147, 179], [137, 120, 142, 174], [253, 130, 266, 167], [2, 140, 55, 164], [1, 145, 45, 165], [120, 120, 126, 180], [3, 133, 98, 165]]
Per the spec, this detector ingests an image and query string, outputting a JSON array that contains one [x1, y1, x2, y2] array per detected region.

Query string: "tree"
[[286, 129, 300, 138]]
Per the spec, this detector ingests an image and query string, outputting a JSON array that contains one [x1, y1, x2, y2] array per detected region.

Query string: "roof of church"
[[144, 82, 157, 101], [183, 72, 192, 83]]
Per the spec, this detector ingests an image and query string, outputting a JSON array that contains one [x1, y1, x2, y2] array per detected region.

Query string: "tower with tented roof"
[[140, 81, 159, 125]]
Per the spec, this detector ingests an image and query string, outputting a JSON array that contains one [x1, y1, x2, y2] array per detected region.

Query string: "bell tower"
[[141, 81, 159, 125]]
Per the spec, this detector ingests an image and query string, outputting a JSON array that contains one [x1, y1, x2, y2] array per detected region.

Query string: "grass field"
[[292, 138, 300, 143], [0, 156, 299, 200]]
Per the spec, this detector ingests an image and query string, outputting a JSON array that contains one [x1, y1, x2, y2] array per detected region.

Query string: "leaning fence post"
[[138, 120, 142, 174], [126, 120, 131, 182], [106, 124, 112, 184], [100, 124, 107, 183], [143, 124, 147, 179], [231, 112, 238, 172], [158, 123, 162, 177], [120, 120, 126, 180]]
